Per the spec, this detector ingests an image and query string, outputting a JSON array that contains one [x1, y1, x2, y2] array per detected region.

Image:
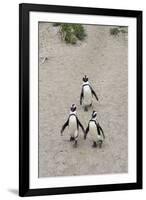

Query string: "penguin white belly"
[[89, 122, 98, 142], [68, 115, 78, 138], [83, 85, 92, 106]]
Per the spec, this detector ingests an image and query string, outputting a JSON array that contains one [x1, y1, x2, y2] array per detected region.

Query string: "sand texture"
[[38, 23, 128, 177]]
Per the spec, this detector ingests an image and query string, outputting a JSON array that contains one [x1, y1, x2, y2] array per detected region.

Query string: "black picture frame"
[[19, 3, 143, 197]]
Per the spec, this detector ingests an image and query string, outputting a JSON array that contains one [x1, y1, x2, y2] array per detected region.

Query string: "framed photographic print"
[[19, 3, 142, 197]]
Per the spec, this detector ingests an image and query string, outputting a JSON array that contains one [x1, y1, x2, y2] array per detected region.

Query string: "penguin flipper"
[[77, 117, 85, 134], [90, 86, 99, 102], [98, 124, 105, 139], [80, 87, 84, 105], [85, 123, 89, 139], [61, 118, 69, 135]]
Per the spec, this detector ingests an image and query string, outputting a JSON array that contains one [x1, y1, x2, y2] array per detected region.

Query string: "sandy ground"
[[38, 23, 128, 177]]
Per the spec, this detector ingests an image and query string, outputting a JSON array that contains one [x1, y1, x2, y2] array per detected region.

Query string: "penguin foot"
[[70, 136, 75, 141], [84, 106, 88, 112], [98, 140, 103, 148], [92, 141, 97, 148], [73, 141, 78, 148], [89, 103, 92, 107]]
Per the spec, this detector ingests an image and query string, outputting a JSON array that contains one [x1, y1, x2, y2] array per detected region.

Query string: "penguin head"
[[83, 75, 88, 82], [70, 104, 77, 112], [92, 110, 97, 119]]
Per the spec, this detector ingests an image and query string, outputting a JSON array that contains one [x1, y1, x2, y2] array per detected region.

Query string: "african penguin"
[[80, 75, 99, 111], [85, 111, 105, 148], [61, 104, 85, 147]]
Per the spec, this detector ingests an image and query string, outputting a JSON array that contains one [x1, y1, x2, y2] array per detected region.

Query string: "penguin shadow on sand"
[[60, 75, 105, 148]]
